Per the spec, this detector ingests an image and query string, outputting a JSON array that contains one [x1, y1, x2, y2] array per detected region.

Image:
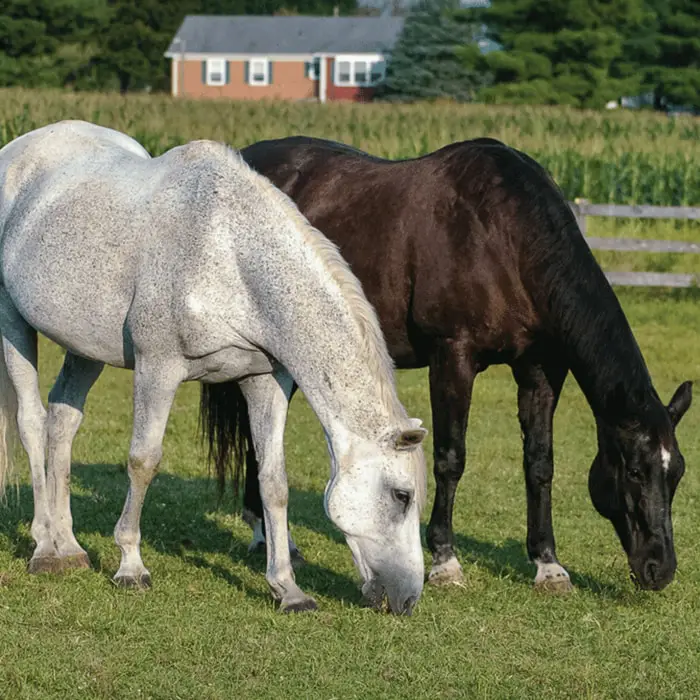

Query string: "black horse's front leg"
[[426, 338, 475, 585], [512, 353, 571, 593]]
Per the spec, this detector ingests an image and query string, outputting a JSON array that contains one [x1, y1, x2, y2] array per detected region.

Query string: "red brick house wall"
[[323, 57, 377, 102], [174, 56, 380, 102], [179, 59, 316, 100]]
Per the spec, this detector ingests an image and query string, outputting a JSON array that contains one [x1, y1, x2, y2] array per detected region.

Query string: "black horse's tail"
[[199, 382, 254, 500]]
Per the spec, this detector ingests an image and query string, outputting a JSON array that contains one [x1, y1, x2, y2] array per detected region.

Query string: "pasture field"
[[0, 289, 699, 700], [0, 89, 698, 698]]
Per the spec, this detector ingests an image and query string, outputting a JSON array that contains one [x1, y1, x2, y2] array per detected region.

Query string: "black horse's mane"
[[470, 142, 667, 428]]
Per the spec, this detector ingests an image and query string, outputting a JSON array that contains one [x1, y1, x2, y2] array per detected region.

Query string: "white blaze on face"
[[661, 446, 672, 471]]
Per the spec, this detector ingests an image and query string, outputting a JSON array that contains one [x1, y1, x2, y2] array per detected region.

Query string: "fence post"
[[573, 198, 588, 235]]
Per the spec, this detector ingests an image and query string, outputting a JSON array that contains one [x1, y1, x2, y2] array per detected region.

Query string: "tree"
[[461, 0, 658, 108], [0, 0, 109, 88], [378, 0, 490, 102], [95, 0, 173, 93], [645, 0, 700, 110]]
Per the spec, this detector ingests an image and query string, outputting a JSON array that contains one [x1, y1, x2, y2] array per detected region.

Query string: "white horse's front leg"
[[241, 372, 317, 613], [113, 360, 183, 588]]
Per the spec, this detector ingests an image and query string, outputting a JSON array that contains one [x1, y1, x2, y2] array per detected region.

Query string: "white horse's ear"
[[394, 422, 428, 450]]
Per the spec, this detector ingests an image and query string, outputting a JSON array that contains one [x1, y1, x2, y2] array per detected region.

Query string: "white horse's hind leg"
[[47, 352, 104, 569], [113, 360, 183, 588], [1, 328, 56, 572], [241, 372, 317, 613]]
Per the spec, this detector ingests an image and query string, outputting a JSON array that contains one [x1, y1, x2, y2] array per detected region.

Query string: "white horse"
[[0, 120, 428, 614]]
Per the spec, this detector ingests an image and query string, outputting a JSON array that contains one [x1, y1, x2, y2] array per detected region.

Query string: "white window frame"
[[206, 58, 226, 86], [248, 57, 270, 86], [333, 54, 386, 87]]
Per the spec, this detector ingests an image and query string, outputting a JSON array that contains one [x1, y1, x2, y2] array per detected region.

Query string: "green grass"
[[0, 289, 699, 699]]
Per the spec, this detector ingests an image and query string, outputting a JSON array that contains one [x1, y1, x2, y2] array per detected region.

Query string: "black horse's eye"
[[627, 466, 643, 482], [392, 489, 412, 510]]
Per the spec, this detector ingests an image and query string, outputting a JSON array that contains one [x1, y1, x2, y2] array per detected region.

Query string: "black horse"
[[201, 136, 692, 593]]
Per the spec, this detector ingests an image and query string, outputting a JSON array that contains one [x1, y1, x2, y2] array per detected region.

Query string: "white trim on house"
[[318, 54, 328, 104], [205, 58, 226, 86], [332, 54, 386, 87], [171, 58, 179, 96], [248, 57, 270, 86], [164, 52, 317, 61]]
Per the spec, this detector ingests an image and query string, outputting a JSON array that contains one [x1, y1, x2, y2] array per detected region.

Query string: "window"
[[205, 59, 225, 86], [248, 58, 271, 86], [336, 60, 352, 85], [353, 61, 368, 84], [333, 56, 386, 87], [305, 58, 321, 81]]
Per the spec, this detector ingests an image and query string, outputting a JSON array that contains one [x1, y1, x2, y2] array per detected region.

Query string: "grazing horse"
[[0, 121, 428, 614], [233, 135, 692, 592]]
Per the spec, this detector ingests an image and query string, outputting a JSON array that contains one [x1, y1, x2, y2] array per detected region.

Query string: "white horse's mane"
[[223, 145, 427, 504]]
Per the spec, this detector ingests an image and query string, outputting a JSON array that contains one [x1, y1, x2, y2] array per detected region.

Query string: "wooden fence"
[[569, 200, 700, 288]]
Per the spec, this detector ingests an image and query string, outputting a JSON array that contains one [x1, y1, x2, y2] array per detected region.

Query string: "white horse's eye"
[[392, 488, 412, 511]]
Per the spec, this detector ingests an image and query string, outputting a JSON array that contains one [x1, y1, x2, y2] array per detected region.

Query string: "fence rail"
[[568, 200, 699, 288]]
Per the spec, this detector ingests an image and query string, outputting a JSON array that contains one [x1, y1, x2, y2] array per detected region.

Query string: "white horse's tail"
[[0, 344, 18, 496]]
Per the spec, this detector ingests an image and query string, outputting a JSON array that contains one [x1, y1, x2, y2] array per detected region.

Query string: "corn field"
[[0, 88, 698, 206]]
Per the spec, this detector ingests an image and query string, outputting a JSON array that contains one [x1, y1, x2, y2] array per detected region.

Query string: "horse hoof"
[[427, 557, 464, 586], [27, 555, 63, 575], [534, 577, 574, 595], [60, 553, 92, 571], [113, 573, 152, 589], [291, 549, 306, 569], [534, 562, 573, 595], [280, 597, 318, 613]]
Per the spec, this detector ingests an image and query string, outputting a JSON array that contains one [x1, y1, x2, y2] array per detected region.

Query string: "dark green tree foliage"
[[462, 0, 658, 108], [647, 0, 700, 110], [97, 0, 173, 93], [0, 0, 108, 87], [379, 0, 490, 102]]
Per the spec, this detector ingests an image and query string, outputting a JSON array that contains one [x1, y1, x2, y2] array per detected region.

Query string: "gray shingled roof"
[[165, 15, 405, 56]]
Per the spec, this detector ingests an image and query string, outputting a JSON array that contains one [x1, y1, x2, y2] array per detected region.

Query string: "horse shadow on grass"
[[0, 462, 362, 606], [0, 462, 627, 601]]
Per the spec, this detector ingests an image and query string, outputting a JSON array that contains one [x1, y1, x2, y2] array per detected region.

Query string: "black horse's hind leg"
[[512, 351, 571, 593], [243, 385, 303, 565], [426, 338, 475, 585], [242, 449, 265, 546]]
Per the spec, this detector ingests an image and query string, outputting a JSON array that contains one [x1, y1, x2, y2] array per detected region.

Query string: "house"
[[164, 15, 404, 102]]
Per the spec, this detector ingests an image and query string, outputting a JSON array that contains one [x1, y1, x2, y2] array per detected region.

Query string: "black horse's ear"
[[668, 381, 693, 427]]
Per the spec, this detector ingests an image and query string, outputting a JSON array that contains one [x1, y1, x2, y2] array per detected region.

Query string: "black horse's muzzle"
[[628, 545, 676, 591]]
